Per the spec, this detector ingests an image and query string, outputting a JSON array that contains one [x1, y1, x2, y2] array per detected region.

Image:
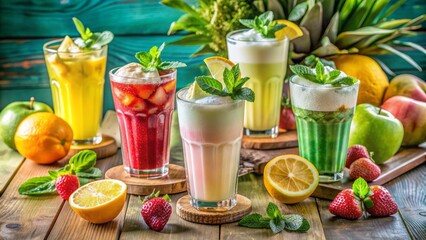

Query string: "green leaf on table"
[[283, 214, 303, 231], [76, 167, 102, 179], [18, 176, 56, 195], [266, 202, 281, 219], [270, 219, 286, 234], [69, 150, 97, 173], [238, 213, 270, 228], [353, 177, 371, 199]]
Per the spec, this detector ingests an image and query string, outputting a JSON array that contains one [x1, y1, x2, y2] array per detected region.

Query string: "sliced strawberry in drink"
[[148, 107, 158, 115], [147, 87, 167, 106], [136, 84, 156, 99], [113, 87, 125, 100], [130, 98, 147, 112], [121, 93, 136, 106], [162, 80, 176, 93]]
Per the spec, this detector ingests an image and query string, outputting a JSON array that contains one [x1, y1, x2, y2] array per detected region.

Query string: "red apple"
[[384, 74, 426, 102], [279, 96, 296, 130], [382, 96, 426, 146]]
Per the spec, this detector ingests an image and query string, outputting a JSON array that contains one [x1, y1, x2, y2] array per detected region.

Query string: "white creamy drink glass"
[[227, 29, 289, 138], [176, 88, 244, 211]]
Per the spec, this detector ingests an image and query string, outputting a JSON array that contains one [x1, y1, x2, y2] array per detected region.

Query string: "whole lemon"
[[333, 54, 389, 107], [14, 112, 73, 164]]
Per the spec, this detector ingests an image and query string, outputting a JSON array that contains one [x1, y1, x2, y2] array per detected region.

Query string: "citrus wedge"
[[204, 56, 235, 84], [185, 80, 211, 100], [264, 154, 319, 204], [69, 179, 127, 224], [274, 20, 304, 41]]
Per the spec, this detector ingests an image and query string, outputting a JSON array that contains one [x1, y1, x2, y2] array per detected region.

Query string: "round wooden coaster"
[[105, 164, 187, 195], [176, 195, 252, 224], [241, 130, 298, 150], [67, 135, 118, 160]]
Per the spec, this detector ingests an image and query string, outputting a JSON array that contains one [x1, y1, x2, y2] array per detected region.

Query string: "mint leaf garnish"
[[135, 43, 186, 72], [353, 177, 371, 199], [290, 60, 357, 86], [196, 64, 255, 102], [18, 150, 102, 196], [238, 202, 310, 234], [239, 11, 285, 38], [72, 17, 113, 50]]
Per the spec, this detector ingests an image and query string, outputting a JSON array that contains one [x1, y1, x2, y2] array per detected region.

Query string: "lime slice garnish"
[[185, 81, 211, 100]]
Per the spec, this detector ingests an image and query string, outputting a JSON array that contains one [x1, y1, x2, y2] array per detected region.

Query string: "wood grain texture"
[[241, 131, 298, 150], [46, 150, 125, 240], [0, 159, 68, 240], [240, 147, 299, 174], [121, 193, 220, 240], [0, 141, 24, 196], [384, 163, 426, 240], [105, 164, 187, 195], [0, 0, 186, 37], [220, 173, 326, 239], [176, 195, 252, 224]]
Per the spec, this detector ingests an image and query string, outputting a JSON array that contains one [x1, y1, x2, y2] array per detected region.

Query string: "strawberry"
[[147, 87, 168, 106], [55, 175, 80, 201], [349, 157, 381, 182], [129, 98, 147, 112], [365, 185, 398, 217], [346, 145, 370, 168], [329, 189, 363, 219], [136, 85, 156, 99], [162, 80, 176, 93], [141, 191, 172, 232]]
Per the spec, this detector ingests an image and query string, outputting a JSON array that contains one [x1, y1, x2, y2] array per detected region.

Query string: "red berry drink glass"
[[110, 67, 176, 178]]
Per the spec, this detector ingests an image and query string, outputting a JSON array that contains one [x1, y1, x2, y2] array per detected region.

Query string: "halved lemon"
[[69, 179, 127, 224], [204, 56, 235, 84], [264, 154, 319, 204], [274, 20, 304, 41]]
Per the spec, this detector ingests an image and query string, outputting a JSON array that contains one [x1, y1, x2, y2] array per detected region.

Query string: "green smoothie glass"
[[290, 73, 359, 182]]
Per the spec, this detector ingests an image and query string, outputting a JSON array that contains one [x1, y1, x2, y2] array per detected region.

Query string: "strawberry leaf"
[[238, 213, 270, 228]]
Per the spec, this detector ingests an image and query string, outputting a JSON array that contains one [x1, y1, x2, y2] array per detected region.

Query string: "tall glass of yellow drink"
[[227, 29, 289, 138], [43, 39, 107, 145]]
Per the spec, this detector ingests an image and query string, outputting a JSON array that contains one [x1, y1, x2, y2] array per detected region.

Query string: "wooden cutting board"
[[241, 130, 298, 150], [240, 147, 426, 200]]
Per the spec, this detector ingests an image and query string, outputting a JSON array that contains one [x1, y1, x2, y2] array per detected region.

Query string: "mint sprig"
[[72, 17, 113, 50], [238, 202, 310, 234], [239, 11, 285, 38], [18, 150, 102, 195], [290, 60, 358, 87], [195, 64, 255, 102], [135, 43, 187, 72]]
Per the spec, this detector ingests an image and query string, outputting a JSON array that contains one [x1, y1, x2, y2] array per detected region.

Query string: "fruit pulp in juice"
[[46, 55, 106, 141], [239, 62, 286, 130], [293, 106, 354, 174], [111, 74, 176, 175]]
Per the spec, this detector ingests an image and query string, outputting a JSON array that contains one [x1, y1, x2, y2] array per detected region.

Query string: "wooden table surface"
[[0, 141, 425, 240]]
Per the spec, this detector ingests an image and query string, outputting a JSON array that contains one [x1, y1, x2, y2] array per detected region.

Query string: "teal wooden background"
[[0, 0, 425, 113]]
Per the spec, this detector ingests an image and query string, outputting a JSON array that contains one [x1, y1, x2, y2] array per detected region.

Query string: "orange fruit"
[[264, 154, 319, 204], [69, 179, 127, 224], [333, 54, 389, 106], [14, 112, 73, 164]]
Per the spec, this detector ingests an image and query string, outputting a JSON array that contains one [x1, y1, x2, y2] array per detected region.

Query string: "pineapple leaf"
[[402, 14, 426, 27], [376, 19, 411, 29], [322, 12, 339, 43], [339, 0, 357, 31], [168, 14, 209, 35], [191, 45, 216, 58], [362, 0, 389, 26], [378, 0, 406, 22], [167, 34, 212, 46], [342, 0, 375, 32], [161, 0, 198, 16], [288, 2, 308, 22], [392, 41, 426, 55], [300, 2, 323, 48], [377, 43, 422, 71], [373, 57, 396, 76]]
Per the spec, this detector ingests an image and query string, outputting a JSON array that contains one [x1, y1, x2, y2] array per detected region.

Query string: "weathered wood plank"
[[46, 152, 125, 240], [220, 174, 326, 239], [384, 163, 426, 240], [0, 159, 67, 240], [0, 141, 24, 196], [0, 0, 187, 37], [120, 193, 219, 240], [317, 198, 411, 239]]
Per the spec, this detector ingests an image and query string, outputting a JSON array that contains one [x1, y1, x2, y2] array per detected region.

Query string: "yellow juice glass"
[[227, 29, 289, 138], [43, 39, 107, 145]]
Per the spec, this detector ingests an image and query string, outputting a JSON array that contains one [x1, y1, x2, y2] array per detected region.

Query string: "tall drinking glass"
[[177, 88, 244, 211], [43, 39, 107, 145], [227, 29, 289, 138], [109, 67, 176, 178], [290, 75, 360, 182]]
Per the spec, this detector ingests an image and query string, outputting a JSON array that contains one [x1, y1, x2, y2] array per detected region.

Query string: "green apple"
[[0, 97, 53, 150], [348, 104, 403, 164]]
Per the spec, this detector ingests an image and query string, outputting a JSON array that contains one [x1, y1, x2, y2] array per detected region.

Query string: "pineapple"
[[260, 0, 426, 73]]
